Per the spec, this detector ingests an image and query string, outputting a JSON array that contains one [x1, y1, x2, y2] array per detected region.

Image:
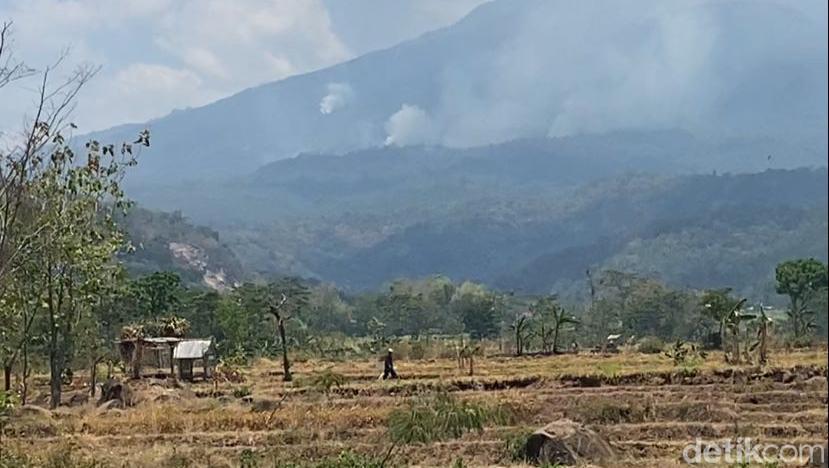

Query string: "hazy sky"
[[0, 0, 489, 135]]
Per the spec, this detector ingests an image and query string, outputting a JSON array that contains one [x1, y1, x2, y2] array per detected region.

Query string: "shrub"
[[637, 336, 665, 354], [501, 428, 534, 462], [663, 339, 707, 368], [565, 397, 653, 424], [388, 392, 512, 444], [239, 449, 258, 468], [232, 386, 252, 399], [308, 369, 347, 394]]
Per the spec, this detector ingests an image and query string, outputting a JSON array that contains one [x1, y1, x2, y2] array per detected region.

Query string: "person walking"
[[382, 348, 398, 380]]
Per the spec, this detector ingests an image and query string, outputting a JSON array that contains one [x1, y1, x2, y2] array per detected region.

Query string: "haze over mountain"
[[78, 0, 827, 299], [87, 0, 828, 185]]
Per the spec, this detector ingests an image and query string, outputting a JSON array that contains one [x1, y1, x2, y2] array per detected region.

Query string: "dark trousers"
[[382, 365, 398, 379]]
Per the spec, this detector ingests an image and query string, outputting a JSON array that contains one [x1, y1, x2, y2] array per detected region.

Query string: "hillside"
[[130, 130, 824, 225], [191, 167, 827, 300], [85, 0, 827, 186], [117, 208, 243, 290]]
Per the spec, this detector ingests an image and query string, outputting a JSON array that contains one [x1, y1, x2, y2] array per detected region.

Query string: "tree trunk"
[[278, 318, 292, 382], [21, 334, 29, 405], [49, 348, 62, 409], [719, 320, 730, 363], [552, 323, 561, 355], [758, 325, 768, 365], [790, 297, 805, 339], [3, 364, 10, 392], [468, 353, 474, 376]]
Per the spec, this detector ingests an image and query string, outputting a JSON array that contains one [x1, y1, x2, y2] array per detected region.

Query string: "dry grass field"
[[3, 348, 827, 467]]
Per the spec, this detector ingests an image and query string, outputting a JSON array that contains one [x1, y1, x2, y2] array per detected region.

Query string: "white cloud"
[[384, 104, 436, 146], [153, 0, 349, 88], [0, 0, 351, 133], [319, 82, 354, 114]]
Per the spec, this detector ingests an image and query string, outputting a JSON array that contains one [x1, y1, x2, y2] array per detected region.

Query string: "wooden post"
[[169, 344, 175, 378]]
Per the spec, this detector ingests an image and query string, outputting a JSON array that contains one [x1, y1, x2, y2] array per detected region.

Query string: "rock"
[[525, 420, 614, 466], [96, 399, 123, 413]]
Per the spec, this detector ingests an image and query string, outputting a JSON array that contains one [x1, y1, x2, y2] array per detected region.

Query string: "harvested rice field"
[[3, 349, 827, 467]]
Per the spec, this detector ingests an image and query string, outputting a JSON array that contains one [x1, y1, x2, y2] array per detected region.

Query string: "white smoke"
[[383, 104, 437, 146], [319, 82, 354, 114], [425, 0, 827, 146]]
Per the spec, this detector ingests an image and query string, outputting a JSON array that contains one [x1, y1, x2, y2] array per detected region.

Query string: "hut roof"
[[173, 339, 214, 359]]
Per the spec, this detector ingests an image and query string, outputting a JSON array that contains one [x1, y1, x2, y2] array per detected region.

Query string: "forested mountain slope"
[[204, 168, 827, 300]]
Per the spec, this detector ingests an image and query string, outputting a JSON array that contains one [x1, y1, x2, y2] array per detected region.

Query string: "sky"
[[0, 0, 489, 135]]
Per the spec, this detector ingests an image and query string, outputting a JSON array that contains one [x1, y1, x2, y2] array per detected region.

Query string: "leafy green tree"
[[0, 29, 148, 407], [178, 289, 221, 339], [775, 258, 829, 340], [129, 271, 183, 319], [452, 282, 499, 339], [32, 128, 148, 408]]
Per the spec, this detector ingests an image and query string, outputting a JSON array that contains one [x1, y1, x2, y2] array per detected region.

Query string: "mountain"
[[303, 168, 828, 296], [86, 0, 827, 186], [143, 163, 824, 299], [85, 0, 826, 301], [129, 130, 825, 226], [118, 208, 243, 290]]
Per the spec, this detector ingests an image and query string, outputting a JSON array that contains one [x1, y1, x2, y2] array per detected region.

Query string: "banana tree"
[[749, 303, 773, 365], [722, 298, 752, 364]]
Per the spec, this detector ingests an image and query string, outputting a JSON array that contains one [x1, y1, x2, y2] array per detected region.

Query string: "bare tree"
[[267, 278, 309, 382]]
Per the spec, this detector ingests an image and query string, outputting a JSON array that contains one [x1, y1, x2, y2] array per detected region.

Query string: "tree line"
[[1, 22, 827, 410]]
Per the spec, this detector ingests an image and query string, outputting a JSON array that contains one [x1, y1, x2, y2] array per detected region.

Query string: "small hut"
[[173, 339, 216, 381], [117, 336, 182, 379]]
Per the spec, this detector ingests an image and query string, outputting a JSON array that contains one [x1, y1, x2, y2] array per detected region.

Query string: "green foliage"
[[775, 258, 828, 339], [663, 340, 707, 368], [531, 295, 579, 354], [637, 336, 665, 354], [501, 428, 534, 462], [0, 389, 18, 441], [238, 449, 258, 468], [387, 392, 511, 444], [232, 386, 252, 399], [308, 368, 347, 394], [453, 282, 500, 339]]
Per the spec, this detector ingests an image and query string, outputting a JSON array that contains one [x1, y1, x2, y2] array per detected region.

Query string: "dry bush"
[[565, 397, 655, 424]]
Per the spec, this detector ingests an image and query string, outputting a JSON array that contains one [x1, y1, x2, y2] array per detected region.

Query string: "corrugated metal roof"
[[174, 339, 213, 359]]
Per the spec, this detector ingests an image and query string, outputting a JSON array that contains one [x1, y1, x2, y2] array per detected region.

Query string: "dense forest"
[[126, 165, 828, 302]]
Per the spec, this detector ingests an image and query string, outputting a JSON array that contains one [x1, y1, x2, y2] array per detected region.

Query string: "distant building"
[[116, 336, 216, 381], [173, 339, 216, 381]]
